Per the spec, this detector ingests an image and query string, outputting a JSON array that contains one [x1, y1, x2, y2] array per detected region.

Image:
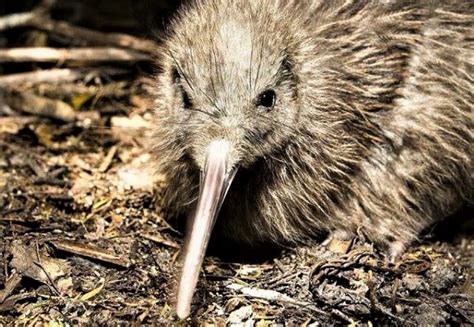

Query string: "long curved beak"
[[176, 140, 236, 319]]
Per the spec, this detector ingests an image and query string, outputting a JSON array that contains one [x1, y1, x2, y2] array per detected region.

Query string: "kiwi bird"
[[152, 0, 473, 318]]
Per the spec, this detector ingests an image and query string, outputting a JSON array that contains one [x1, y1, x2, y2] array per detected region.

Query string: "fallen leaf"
[[227, 305, 254, 324], [9, 240, 69, 285], [80, 278, 105, 301], [70, 93, 93, 110]]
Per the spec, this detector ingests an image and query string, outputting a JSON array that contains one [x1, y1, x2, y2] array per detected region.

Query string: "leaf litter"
[[0, 4, 472, 325]]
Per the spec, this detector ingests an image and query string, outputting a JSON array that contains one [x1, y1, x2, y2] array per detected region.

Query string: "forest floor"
[[0, 5, 473, 326]]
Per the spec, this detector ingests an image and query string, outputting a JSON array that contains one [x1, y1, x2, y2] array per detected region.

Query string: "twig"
[[30, 17, 158, 54], [0, 68, 128, 87], [34, 177, 70, 187], [0, 9, 157, 53], [34, 0, 57, 14], [227, 283, 327, 316], [142, 233, 181, 249], [34, 240, 60, 296], [266, 270, 304, 288], [6, 90, 77, 122], [34, 81, 129, 100], [437, 295, 473, 324], [367, 274, 407, 325], [0, 68, 84, 87], [98, 145, 118, 173], [49, 240, 131, 268], [0, 12, 36, 31], [330, 309, 355, 324], [273, 258, 286, 273], [0, 117, 39, 134], [0, 47, 150, 63]]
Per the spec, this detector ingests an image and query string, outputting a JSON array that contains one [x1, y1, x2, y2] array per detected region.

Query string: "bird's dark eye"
[[172, 67, 193, 109], [181, 88, 193, 109], [256, 90, 276, 109]]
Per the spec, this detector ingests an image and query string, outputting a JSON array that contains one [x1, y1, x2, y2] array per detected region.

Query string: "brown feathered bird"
[[152, 0, 473, 318]]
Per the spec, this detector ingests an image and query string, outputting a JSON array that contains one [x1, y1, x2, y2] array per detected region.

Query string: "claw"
[[322, 230, 352, 245], [322, 230, 353, 254], [321, 234, 333, 247], [388, 241, 406, 263]]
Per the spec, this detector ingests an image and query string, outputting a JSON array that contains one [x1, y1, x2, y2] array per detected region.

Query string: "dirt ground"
[[0, 72, 473, 326], [0, 1, 473, 326]]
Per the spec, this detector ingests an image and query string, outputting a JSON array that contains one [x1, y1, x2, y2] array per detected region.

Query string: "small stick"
[[330, 309, 355, 324], [0, 9, 157, 53], [0, 12, 35, 31], [0, 47, 150, 63], [49, 240, 131, 268], [273, 258, 286, 273], [30, 17, 159, 54], [0, 68, 128, 87], [0, 68, 84, 87], [0, 117, 39, 134], [6, 90, 77, 122], [98, 145, 118, 173], [34, 240, 60, 296], [142, 233, 181, 249], [227, 283, 327, 316]]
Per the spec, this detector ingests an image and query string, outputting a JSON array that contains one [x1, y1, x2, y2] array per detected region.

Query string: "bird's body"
[[152, 0, 472, 317]]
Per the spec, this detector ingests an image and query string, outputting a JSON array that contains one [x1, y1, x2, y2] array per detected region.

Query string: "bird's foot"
[[387, 241, 407, 264], [322, 230, 354, 254], [322, 230, 353, 245]]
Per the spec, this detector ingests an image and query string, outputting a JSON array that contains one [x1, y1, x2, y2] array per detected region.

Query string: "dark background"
[[1, 0, 184, 37]]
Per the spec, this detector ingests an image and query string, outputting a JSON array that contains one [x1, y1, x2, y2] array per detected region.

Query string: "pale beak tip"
[[175, 305, 190, 320]]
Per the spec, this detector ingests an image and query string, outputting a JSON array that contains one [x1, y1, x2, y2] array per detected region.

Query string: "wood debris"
[[0, 47, 150, 63], [49, 240, 131, 268]]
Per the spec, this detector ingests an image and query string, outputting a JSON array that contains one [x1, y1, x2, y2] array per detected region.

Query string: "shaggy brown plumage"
[[152, 0, 473, 258]]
